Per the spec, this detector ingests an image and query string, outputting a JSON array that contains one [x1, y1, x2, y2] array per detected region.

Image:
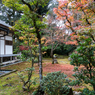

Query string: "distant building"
[[0, 20, 20, 65]]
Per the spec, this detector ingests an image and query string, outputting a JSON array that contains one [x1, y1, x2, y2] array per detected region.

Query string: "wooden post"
[[0, 57, 3, 70], [10, 56, 12, 63]]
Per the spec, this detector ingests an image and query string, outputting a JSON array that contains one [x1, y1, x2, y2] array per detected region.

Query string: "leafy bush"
[[40, 71, 72, 95], [81, 88, 95, 95], [70, 38, 95, 90]]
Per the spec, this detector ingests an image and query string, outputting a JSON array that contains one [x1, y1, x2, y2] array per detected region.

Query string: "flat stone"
[[68, 57, 72, 61], [0, 70, 17, 77]]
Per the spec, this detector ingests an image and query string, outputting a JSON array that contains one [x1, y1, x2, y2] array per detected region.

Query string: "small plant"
[[40, 71, 73, 95], [18, 67, 36, 91]]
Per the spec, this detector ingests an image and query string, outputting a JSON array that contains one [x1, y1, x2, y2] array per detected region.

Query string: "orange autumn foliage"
[[53, 0, 95, 45]]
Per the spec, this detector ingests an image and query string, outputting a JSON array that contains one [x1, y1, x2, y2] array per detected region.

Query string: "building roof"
[[0, 20, 11, 28], [0, 20, 13, 37]]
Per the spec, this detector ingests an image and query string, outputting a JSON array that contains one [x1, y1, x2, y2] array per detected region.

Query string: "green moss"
[[0, 62, 39, 95]]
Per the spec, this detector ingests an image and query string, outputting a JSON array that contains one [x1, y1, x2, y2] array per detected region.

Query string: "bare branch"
[[53, 43, 59, 51]]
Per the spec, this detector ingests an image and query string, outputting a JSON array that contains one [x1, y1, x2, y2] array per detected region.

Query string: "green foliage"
[[13, 40, 20, 54], [42, 46, 48, 51], [20, 50, 32, 61], [0, 0, 21, 25], [70, 37, 95, 90], [34, 58, 38, 63], [45, 43, 76, 57], [81, 88, 95, 95], [40, 71, 70, 95], [70, 79, 81, 86]]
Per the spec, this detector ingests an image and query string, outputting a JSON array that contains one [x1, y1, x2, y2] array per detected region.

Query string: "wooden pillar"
[[0, 57, 3, 69], [10, 56, 12, 63], [1, 57, 3, 63]]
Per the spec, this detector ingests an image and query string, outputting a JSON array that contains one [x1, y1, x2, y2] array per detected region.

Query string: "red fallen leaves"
[[35, 63, 74, 78]]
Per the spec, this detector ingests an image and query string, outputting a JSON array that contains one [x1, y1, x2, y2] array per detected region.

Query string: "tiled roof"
[[0, 20, 11, 27]]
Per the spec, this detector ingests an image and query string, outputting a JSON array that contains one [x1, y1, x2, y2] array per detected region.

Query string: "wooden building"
[[0, 20, 20, 65]]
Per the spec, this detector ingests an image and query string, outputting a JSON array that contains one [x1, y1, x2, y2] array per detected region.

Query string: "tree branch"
[[81, 7, 91, 25], [22, 0, 33, 11], [53, 43, 59, 51]]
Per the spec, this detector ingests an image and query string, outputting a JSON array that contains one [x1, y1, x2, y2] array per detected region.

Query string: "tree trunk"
[[50, 44, 53, 58], [38, 56, 39, 66], [51, 52, 54, 64], [50, 43, 53, 64], [38, 38, 43, 85], [52, 57, 54, 64], [92, 84, 95, 91], [33, 17, 43, 86]]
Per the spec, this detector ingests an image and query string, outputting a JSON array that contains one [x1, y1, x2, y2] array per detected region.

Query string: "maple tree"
[[44, 13, 68, 64], [53, 0, 95, 93], [53, 0, 95, 43]]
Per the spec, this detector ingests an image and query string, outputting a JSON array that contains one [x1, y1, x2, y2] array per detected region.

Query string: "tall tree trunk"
[[33, 18, 43, 86], [38, 38, 43, 85], [33, 17, 43, 87]]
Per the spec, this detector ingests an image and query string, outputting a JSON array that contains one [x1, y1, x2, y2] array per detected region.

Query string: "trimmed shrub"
[[40, 71, 73, 95]]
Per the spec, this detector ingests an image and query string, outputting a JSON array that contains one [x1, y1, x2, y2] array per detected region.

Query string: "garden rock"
[[68, 57, 72, 61], [73, 91, 82, 95], [52, 54, 58, 64], [6, 77, 11, 80], [3, 83, 13, 87], [53, 58, 58, 64]]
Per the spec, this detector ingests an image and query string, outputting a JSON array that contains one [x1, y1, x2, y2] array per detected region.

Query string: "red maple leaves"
[[19, 45, 30, 51]]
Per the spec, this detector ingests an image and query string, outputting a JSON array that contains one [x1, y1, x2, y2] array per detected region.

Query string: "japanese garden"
[[0, 0, 95, 95]]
